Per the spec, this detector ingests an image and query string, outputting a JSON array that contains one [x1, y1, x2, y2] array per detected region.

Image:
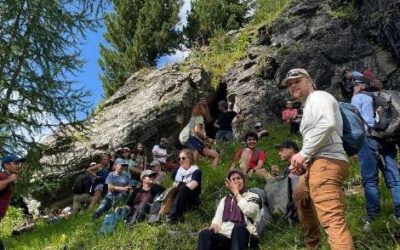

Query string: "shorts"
[[94, 184, 104, 192], [186, 136, 205, 152]]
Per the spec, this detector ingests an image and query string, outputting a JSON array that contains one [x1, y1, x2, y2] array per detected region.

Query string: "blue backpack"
[[339, 102, 366, 156]]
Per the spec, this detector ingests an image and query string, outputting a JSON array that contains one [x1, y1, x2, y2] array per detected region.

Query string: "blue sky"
[[73, 0, 191, 116]]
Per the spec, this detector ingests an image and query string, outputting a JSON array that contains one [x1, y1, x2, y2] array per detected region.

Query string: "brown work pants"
[[293, 158, 354, 250]]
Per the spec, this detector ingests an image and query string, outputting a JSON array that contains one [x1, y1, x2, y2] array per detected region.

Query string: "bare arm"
[[0, 174, 17, 191], [186, 180, 199, 190], [86, 164, 101, 178]]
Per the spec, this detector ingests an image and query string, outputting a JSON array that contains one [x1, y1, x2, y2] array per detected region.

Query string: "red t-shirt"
[[281, 108, 298, 121], [0, 172, 13, 220], [249, 150, 265, 169]]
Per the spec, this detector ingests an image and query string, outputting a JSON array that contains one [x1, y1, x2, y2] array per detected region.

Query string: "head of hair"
[[244, 131, 258, 142], [132, 143, 146, 156], [179, 149, 194, 165], [192, 102, 212, 122], [218, 100, 228, 110]]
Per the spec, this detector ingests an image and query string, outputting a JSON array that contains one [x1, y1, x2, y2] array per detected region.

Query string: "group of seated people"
[[68, 96, 302, 249]]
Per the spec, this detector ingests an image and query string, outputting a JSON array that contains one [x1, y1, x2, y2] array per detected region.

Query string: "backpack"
[[263, 176, 298, 225], [365, 90, 400, 139], [98, 212, 117, 234], [362, 68, 383, 91], [179, 117, 194, 145], [147, 186, 178, 223], [249, 187, 271, 237], [339, 102, 366, 156], [72, 175, 92, 195]]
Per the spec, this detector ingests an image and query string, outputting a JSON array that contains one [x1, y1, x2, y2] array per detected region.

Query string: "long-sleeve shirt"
[[211, 191, 261, 238], [299, 91, 348, 162], [351, 93, 375, 128]]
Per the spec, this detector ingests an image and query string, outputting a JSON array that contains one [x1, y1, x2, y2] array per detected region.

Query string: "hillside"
[[2, 124, 400, 249]]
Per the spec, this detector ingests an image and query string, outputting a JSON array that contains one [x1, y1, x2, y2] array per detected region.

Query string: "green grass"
[[253, 0, 293, 25], [2, 122, 400, 249], [328, 1, 359, 23]]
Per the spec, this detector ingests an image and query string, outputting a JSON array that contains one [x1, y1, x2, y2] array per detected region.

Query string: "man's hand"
[[8, 174, 17, 183], [271, 165, 280, 176], [225, 178, 240, 196], [290, 153, 307, 171], [209, 223, 220, 233]]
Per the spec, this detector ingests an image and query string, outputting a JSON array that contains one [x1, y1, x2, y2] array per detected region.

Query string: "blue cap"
[[114, 158, 128, 167], [2, 154, 25, 166]]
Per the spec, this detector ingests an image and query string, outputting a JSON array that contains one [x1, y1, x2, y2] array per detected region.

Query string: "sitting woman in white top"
[[167, 149, 202, 223], [197, 169, 261, 250]]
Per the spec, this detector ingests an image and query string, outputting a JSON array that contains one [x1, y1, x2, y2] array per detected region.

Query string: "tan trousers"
[[72, 193, 91, 215], [292, 158, 354, 250]]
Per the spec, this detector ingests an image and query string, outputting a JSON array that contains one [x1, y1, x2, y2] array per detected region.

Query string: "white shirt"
[[152, 145, 167, 164]]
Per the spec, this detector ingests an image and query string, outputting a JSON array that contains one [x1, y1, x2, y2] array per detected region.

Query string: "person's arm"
[[213, 119, 220, 129], [186, 170, 201, 190], [108, 183, 131, 192], [210, 198, 225, 232], [86, 164, 101, 178], [232, 113, 245, 123], [0, 174, 17, 191]]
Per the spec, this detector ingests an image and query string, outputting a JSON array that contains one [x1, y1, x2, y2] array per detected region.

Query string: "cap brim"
[[282, 75, 303, 87]]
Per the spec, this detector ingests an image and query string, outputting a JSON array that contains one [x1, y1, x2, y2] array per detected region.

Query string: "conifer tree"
[[184, 0, 250, 46], [0, 0, 104, 152], [99, 0, 183, 97]]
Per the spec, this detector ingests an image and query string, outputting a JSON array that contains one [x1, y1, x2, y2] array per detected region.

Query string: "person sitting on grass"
[[92, 158, 134, 220], [238, 132, 271, 179], [87, 154, 110, 207], [254, 122, 269, 139], [71, 164, 94, 215], [197, 169, 261, 250], [167, 149, 202, 224], [213, 100, 245, 141], [150, 160, 167, 185], [117, 170, 165, 225]]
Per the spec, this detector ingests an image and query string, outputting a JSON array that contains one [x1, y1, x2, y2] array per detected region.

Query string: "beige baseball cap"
[[281, 68, 311, 87]]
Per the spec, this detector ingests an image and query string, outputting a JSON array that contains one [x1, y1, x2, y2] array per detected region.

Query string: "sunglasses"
[[178, 157, 187, 161]]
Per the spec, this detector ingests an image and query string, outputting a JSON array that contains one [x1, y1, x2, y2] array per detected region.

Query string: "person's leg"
[[197, 229, 231, 250], [93, 195, 112, 219], [168, 184, 191, 222], [292, 173, 321, 249], [215, 130, 224, 141], [202, 147, 219, 167], [230, 224, 250, 250], [309, 158, 354, 250], [358, 137, 381, 219], [90, 188, 103, 207], [240, 148, 252, 172], [72, 194, 84, 215], [379, 143, 400, 218]]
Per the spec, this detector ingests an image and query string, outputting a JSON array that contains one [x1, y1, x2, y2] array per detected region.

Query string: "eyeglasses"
[[178, 157, 186, 161]]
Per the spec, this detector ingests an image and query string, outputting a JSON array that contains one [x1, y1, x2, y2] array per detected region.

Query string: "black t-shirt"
[[217, 111, 237, 131], [126, 184, 165, 209], [172, 169, 202, 207]]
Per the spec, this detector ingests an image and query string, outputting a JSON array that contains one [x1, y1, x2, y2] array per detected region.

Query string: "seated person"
[[71, 166, 93, 215], [150, 160, 167, 185], [213, 100, 245, 141], [239, 132, 271, 179], [152, 137, 178, 171], [254, 122, 268, 139], [92, 158, 134, 219], [87, 154, 110, 207], [120, 170, 165, 224], [197, 169, 261, 250], [167, 149, 202, 223]]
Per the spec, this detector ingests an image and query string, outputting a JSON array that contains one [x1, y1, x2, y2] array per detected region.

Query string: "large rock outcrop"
[[36, 0, 399, 205]]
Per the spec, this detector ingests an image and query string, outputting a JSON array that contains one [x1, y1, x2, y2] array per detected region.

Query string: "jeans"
[[94, 193, 127, 218], [293, 158, 354, 250], [215, 130, 233, 141], [358, 137, 400, 218]]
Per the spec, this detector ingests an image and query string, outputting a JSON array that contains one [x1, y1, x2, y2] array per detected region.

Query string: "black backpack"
[[72, 175, 92, 195], [362, 90, 400, 139]]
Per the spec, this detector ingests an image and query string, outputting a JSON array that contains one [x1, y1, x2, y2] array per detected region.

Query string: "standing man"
[[282, 68, 354, 249], [351, 80, 400, 229], [1, 154, 25, 249], [213, 100, 245, 141]]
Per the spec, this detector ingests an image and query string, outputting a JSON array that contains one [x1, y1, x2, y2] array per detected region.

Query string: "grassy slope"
[[2, 123, 400, 249]]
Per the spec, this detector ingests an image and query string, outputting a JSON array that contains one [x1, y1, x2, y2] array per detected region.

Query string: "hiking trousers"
[[72, 193, 91, 215], [292, 158, 354, 250]]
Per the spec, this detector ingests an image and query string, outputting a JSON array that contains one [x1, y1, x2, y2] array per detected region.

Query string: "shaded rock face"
[[37, 0, 399, 205]]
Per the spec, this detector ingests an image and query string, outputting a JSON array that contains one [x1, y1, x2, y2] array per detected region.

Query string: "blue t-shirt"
[[105, 171, 134, 195], [172, 168, 202, 207]]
